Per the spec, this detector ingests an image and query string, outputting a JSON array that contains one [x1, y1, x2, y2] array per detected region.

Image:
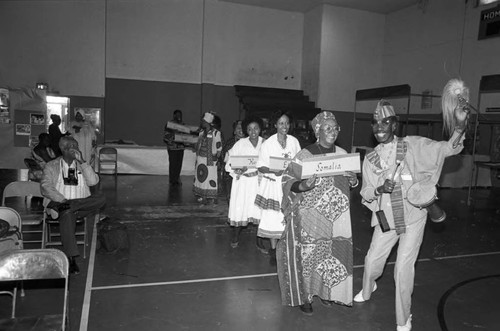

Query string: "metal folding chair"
[[0, 249, 69, 331], [0, 207, 23, 319], [1, 181, 44, 247], [98, 147, 118, 176]]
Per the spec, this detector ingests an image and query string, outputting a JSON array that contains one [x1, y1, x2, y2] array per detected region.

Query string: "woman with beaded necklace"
[[278, 111, 358, 315], [255, 111, 301, 264]]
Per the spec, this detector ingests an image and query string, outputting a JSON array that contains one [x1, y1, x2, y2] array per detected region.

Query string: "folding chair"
[[98, 147, 118, 176], [0, 249, 69, 331], [0, 207, 23, 251], [0, 207, 23, 319], [1, 181, 44, 247], [43, 209, 90, 259]]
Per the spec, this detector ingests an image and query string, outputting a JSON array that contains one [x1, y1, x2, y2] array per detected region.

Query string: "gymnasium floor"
[[1, 169, 499, 331]]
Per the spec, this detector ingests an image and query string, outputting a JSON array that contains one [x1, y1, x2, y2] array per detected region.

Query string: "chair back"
[[98, 147, 118, 175], [2, 181, 43, 206], [0, 249, 69, 330], [2, 181, 45, 233], [99, 147, 118, 156], [1, 181, 44, 206]]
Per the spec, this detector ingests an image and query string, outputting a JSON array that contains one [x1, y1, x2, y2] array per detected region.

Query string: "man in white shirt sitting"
[[41, 136, 106, 274]]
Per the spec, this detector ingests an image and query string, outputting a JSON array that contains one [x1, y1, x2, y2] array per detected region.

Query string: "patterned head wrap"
[[374, 99, 396, 121], [203, 112, 214, 124], [311, 111, 337, 136]]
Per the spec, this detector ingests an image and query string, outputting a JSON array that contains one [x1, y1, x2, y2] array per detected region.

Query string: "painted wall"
[[382, 0, 500, 115], [0, 0, 304, 162], [203, 1, 303, 88], [0, 0, 105, 97], [317, 5, 385, 111], [301, 6, 323, 103]]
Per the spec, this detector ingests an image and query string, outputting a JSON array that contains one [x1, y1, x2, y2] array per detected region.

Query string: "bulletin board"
[[14, 109, 47, 147]]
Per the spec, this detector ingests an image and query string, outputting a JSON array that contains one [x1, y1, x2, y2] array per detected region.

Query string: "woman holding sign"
[[255, 111, 301, 264], [225, 116, 264, 248], [278, 111, 358, 315]]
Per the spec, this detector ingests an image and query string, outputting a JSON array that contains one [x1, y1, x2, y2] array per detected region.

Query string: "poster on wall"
[[30, 113, 45, 125], [0, 88, 10, 123], [15, 123, 31, 136]]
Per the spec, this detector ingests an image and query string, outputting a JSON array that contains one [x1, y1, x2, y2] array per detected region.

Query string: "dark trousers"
[[58, 193, 106, 257], [168, 149, 184, 184]]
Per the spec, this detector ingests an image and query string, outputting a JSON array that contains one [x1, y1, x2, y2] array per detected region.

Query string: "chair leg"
[[42, 219, 47, 249], [20, 281, 25, 297], [83, 216, 88, 259], [11, 286, 17, 318]]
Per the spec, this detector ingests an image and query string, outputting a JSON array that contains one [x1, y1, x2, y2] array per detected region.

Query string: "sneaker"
[[396, 315, 412, 331], [299, 302, 313, 316], [353, 282, 377, 303]]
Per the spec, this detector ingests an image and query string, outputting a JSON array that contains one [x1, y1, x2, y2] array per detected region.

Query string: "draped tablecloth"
[[97, 145, 196, 175]]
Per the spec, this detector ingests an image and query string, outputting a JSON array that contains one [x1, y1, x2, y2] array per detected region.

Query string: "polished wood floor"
[[1, 169, 499, 331]]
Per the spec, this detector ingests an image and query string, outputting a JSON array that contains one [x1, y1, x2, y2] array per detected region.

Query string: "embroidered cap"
[[374, 99, 396, 121]]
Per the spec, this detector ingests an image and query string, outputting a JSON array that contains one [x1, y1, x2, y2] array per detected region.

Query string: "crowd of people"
[[160, 78, 468, 331]]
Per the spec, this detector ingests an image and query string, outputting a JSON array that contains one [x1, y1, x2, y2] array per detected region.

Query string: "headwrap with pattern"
[[311, 111, 337, 137]]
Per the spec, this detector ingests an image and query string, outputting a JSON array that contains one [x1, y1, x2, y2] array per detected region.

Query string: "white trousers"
[[360, 219, 426, 326]]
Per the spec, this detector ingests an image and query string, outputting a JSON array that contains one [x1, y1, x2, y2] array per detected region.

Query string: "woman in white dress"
[[255, 112, 301, 264], [226, 116, 264, 248]]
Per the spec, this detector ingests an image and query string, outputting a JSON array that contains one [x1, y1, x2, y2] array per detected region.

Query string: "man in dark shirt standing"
[[164, 109, 185, 186]]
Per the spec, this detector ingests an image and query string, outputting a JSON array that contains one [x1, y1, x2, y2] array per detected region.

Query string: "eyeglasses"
[[321, 125, 341, 133], [371, 118, 393, 127]]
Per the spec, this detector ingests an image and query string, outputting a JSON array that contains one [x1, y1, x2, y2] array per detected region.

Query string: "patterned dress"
[[277, 144, 353, 307], [193, 128, 222, 199]]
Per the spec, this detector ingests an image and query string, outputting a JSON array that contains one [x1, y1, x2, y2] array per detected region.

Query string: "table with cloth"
[[97, 144, 195, 175]]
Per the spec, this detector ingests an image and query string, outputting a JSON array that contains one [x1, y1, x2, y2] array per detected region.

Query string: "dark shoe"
[[320, 298, 334, 307], [269, 248, 277, 266], [299, 302, 313, 315], [69, 257, 80, 275]]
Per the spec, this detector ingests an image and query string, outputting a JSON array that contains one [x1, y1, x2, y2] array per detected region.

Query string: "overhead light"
[[36, 82, 49, 90]]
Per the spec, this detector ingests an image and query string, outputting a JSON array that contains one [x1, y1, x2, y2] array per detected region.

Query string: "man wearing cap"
[[354, 97, 468, 330], [193, 112, 222, 204]]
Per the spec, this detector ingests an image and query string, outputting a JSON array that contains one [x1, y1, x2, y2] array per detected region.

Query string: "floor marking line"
[[79, 214, 99, 331], [91, 251, 500, 291], [91, 273, 278, 291]]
